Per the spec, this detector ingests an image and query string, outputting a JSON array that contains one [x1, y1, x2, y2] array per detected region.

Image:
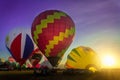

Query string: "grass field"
[[0, 69, 120, 80]]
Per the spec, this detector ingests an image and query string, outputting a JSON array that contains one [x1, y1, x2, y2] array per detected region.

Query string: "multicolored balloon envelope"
[[29, 48, 42, 67], [31, 10, 75, 67], [5, 29, 34, 66], [65, 46, 101, 71]]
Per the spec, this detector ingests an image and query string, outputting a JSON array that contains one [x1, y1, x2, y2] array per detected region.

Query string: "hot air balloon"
[[31, 10, 75, 67], [29, 48, 42, 68], [5, 28, 34, 66], [8, 56, 16, 63], [65, 46, 101, 72], [28, 46, 53, 69]]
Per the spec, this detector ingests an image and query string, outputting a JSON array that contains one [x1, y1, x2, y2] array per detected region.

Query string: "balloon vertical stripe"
[[68, 55, 77, 62], [23, 34, 34, 58], [72, 49, 81, 57], [10, 33, 21, 61]]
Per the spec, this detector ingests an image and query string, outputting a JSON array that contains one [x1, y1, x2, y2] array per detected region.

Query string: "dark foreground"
[[0, 69, 120, 80]]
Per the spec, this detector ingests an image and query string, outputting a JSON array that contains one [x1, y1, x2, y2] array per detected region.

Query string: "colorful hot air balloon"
[[8, 56, 16, 63], [65, 46, 101, 72], [5, 29, 34, 66], [29, 48, 42, 68], [31, 10, 75, 67]]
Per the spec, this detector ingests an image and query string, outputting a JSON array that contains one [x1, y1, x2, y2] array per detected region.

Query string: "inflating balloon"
[[5, 29, 34, 66], [29, 48, 42, 67], [65, 46, 101, 71], [31, 10, 75, 67]]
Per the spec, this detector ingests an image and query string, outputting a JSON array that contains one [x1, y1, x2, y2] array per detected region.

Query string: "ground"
[[0, 69, 120, 80]]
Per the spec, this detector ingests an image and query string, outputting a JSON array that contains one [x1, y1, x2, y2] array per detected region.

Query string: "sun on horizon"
[[101, 54, 117, 68]]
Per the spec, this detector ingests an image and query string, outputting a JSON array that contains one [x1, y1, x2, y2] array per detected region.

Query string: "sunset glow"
[[101, 55, 116, 68]]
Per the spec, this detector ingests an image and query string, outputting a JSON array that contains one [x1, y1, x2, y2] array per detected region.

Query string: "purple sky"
[[0, 0, 120, 67]]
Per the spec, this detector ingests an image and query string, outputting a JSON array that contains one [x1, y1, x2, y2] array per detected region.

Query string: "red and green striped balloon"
[[31, 10, 75, 66]]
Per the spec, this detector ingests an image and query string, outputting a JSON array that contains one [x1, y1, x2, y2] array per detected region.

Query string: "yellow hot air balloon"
[[65, 46, 101, 72]]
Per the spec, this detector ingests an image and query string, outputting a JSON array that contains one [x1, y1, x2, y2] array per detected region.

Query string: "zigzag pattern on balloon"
[[33, 12, 66, 44], [57, 47, 68, 57], [45, 27, 75, 57]]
